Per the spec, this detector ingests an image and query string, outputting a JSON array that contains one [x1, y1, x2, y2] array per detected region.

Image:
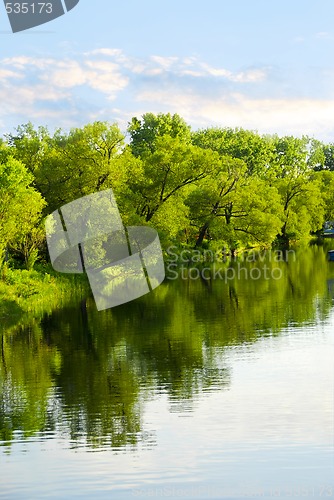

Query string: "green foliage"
[[0, 150, 46, 267], [128, 112, 191, 157], [192, 127, 275, 176], [314, 170, 334, 221], [7, 121, 125, 213], [307, 138, 326, 171], [11, 225, 46, 270], [2, 115, 334, 273], [0, 265, 89, 328], [269, 136, 325, 241], [186, 159, 283, 248], [2, 116, 334, 451], [323, 143, 334, 171], [127, 135, 220, 223], [271, 135, 309, 177]]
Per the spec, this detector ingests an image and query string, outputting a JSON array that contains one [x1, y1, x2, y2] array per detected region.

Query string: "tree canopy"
[[1, 113, 333, 271], [0, 147, 45, 267]]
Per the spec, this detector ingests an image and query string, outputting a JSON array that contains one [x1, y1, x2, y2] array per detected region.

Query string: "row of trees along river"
[[1, 112, 334, 271]]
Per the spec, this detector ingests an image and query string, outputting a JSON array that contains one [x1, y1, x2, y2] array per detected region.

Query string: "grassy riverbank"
[[0, 264, 89, 329]]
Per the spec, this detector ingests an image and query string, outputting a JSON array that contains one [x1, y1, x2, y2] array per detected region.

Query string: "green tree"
[[186, 156, 246, 247], [186, 158, 282, 249], [5, 122, 50, 181], [0, 151, 46, 268], [127, 135, 220, 227], [307, 138, 326, 171], [7, 122, 126, 213], [314, 170, 334, 222], [128, 112, 191, 157], [323, 143, 334, 171], [11, 225, 46, 270], [192, 127, 275, 176], [271, 136, 325, 241]]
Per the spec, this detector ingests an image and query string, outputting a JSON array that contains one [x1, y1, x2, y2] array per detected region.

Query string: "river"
[[1, 242, 333, 499]]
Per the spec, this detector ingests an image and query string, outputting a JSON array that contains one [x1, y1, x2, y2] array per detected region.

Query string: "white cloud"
[[85, 48, 124, 58], [0, 49, 333, 140], [0, 81, 69, 111], [81, 49, 269, 83], [83, 60, 128, 95], [40, 60, 88, 88], [136, 89, 334, 139], [2, 56, 55, 70], [196, 63, 267, 83], [41, 59, 128, 97], [315, 32, 332, 40], [0, 68, 23, 80], [150, 55, 179, 70], [1, 55, 129, 102]]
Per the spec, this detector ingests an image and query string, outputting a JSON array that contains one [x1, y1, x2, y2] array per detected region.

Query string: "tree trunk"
[[195, 221, 210, 247]]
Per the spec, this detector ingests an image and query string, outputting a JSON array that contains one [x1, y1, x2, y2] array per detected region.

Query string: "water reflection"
[[1, 243, 334, 452]]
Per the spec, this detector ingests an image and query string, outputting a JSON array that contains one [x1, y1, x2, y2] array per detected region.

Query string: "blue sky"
[[1, 0, 334, 140]]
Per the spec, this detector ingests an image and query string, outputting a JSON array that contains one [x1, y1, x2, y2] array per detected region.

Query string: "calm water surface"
[[1, 243, 333, 499]]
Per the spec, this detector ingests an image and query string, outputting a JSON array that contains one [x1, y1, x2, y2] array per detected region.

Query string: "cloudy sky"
[[1, 0, 334, 140]]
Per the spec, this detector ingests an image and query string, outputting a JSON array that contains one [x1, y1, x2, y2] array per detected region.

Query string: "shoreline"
[[0, 264, 89, 329]]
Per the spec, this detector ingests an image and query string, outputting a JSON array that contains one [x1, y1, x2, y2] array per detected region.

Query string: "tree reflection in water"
[[1, 243, 333, 451]]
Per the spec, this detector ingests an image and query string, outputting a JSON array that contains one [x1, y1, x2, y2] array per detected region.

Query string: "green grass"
[[0, 263, 90, 330]]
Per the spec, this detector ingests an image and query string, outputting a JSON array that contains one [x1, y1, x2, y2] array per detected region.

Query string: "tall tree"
[[0, 150, 46, 268], [323, 143, 334, 171], [7, 122, 126, 213], [128, 112, 191, 157], [314, 170, 334, 222], [127, 135, 219, 225], [271, 136, 325, 241], [186, 157, 283, 248], [192, 127, 275, 176]]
